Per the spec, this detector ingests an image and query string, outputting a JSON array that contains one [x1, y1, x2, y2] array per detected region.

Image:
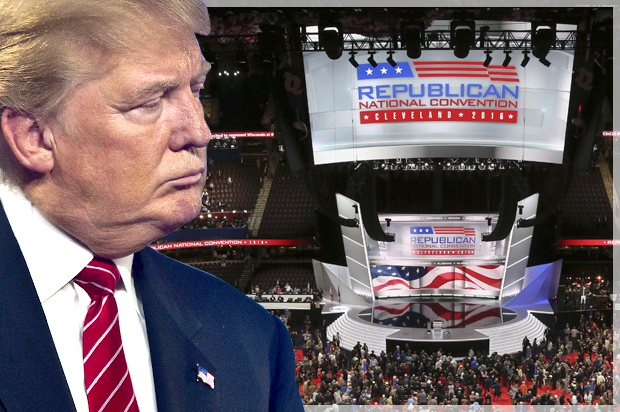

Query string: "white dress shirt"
[[0, 184, 158, 412]]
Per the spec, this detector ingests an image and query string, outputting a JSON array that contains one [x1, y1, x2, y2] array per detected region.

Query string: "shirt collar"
[[0, 183, 139, 314]]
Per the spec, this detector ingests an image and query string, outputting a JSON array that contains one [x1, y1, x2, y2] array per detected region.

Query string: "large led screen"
[[365, 215, 507, 297], [304, 49, 573, 165], [370, 264, 504, 297], [367, 214, 507, 263]]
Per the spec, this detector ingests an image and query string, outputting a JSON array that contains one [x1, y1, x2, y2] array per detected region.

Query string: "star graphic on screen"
[[405, 272, 409, 277], [377, 269, 383, 273], [416, 268, 420, 273], [380, 67, 388, 75], [392, 272, 398, 276], [364, 115, 369, 120], [401, 267, 406, 270], [412, 228, 417, 233], [387, 266, 393, 270], [509, 114, 514, 119], [425, 228, 430, 233], [459, 113, 464, 117], [366, 68, 373, 75], [395, 66, 403, 74]]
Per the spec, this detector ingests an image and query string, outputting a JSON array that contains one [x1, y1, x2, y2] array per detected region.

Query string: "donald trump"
[[0, 1, 303, 411]]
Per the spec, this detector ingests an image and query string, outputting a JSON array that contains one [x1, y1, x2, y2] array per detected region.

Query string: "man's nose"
[[169, 88, 211, 151]]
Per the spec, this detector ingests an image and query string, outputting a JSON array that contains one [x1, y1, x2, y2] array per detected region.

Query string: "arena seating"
[[258, 163, 318, 238], [190, 260, 245, 288], [251, 262, 316, 292], [559, 167, 613, 236], [206, 159, 263, 212]]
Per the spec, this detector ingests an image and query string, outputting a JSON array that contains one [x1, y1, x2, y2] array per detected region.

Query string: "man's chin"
[[181, 194, 204, 218], [158, 201, 201, 233]]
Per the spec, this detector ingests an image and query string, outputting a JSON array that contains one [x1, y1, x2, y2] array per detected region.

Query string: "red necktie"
[[75, 257, 140, 412]]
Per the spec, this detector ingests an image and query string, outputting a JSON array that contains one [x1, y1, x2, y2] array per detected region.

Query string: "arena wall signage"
[[558, 239, 619, 246], [211, 131, 275, 139], [152, 238, 315, 251], [304, 49, 573, 165]]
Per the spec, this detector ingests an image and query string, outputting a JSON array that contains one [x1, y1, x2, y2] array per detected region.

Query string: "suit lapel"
[[132, 249, 219, 412], [0, 203, 76, 412]]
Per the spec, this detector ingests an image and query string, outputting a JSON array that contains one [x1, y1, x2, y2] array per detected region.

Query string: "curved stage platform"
[[324, 298, 549, 357]]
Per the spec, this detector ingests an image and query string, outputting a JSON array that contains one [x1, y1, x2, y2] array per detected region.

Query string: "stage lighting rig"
[[483, 50, 492, 67], [450, 19, 475, 59], [348, 51, 359, 68], [502, 50, 512, 67], [367, 51, 378, 68], [400, 20, 424, 59], [319, 20, 344, 60], [386, 51, 397, 67], [477, 25, 490, 48], [521, 50, 530, 67], [531, 20, 556, 66]]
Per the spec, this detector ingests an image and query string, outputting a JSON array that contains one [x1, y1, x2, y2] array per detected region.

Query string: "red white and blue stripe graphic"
[[421, 266, 503, 290], [371, 265, 503, 294], [412, 61, 519, 82], [356, 61, 520, 82]]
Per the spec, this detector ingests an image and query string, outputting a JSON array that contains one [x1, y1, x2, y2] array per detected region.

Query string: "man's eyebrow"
[[131, 80, 176, 102], [192, 60, 211, 82], [128, 61, 210, 103]]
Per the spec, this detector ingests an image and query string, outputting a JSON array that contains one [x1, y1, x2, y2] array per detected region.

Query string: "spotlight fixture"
[[450, 19, 475, 59], [348, 51, 359, 68], [400, 20, 424, 59], [319, 21, 344, 60], [531, 21, 556, 64], [367, 51, 378, 68], [386, 51, 397, 68], [539, 57, 551, 67], [483, 50, 492, 67], [502, 50, 512, 67], [521, 50, 530, 67]]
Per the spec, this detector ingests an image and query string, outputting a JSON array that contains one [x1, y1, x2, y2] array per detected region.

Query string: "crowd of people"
[[252, 281, 321, 295], [556, 280, 612, 312], [295, 311, 615, 407], [207, 136, 239, 150], [179, 214, 247, 230]]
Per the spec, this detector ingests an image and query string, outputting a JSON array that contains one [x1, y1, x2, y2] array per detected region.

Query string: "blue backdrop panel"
[[505, 260, 562, 307]]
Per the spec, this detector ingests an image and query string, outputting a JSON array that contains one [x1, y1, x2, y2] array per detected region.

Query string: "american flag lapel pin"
[[196, 364, 215, 389]]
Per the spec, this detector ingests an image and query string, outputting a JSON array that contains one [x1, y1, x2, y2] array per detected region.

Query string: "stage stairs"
[[326, 309, 397, 354], [475, 311, 546, 355]]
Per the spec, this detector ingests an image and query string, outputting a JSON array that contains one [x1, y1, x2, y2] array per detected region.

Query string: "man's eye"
[[140, 99, 161, 109]]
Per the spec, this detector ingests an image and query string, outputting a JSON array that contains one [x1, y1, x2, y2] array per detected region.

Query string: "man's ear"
[[1, 107, 55, 174]]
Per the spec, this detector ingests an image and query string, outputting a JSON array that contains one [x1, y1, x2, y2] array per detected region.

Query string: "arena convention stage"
[[314, 194, 562, 358], [324, 299, 550, 357]]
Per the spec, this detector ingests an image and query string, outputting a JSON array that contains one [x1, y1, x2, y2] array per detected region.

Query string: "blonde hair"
[[0, 0, 210, 184]]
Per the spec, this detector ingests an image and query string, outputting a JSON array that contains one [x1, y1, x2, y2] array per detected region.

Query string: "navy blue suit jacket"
[[0, 203, 304, 412]]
